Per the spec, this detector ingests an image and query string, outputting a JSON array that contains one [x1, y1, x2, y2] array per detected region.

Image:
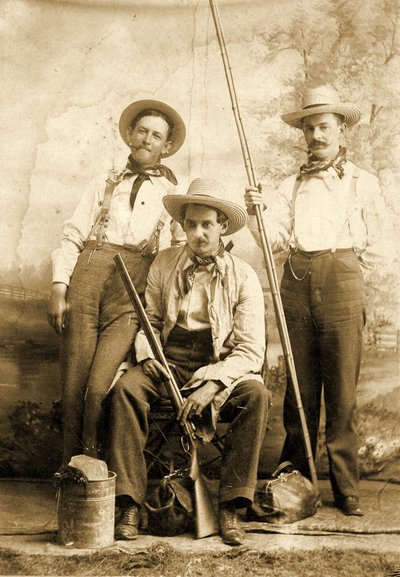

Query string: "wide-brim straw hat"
[[281, 85, 361, 129], [163, 178, 248, 236], [119, 99, 186, 157]]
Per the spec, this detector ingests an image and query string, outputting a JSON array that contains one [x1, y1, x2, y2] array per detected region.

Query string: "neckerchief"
[[299, 146, 347, 180], [108, 155, 178, 209], [126, 155, 178, 209], [124, 155, 177, 185], [183, 242, 225, 294]]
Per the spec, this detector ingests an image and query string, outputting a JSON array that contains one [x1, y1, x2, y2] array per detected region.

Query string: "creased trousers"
[[60, 242, 152, 462], [105, 326, 269, 507], [279, 248, 365, 501]]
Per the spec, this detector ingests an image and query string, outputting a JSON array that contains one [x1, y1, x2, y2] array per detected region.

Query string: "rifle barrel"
[[113, 253, 219, 538]]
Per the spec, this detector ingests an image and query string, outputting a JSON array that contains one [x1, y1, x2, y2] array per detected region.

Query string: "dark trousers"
[[60, 242, 152, 462], [106, 327, 269, 507], [279, 249, 365, 501]]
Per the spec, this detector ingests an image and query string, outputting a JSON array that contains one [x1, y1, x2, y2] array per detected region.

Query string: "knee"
[[241, 380, 271, 411], [109, 366, 143, 403], [255, 381, 271, 410]]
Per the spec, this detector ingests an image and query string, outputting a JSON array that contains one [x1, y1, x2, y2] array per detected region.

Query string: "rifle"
[[114, 253, 219, 539]]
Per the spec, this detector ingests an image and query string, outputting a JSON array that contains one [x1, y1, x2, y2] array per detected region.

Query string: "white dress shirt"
[[51, 173, 184, 285], [249, 161, 384, 272]]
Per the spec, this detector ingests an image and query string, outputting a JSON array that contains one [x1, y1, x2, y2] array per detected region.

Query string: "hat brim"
[[162, 194, 248, 236], [119, 99, 186, 157], [281, 103, 361, 129]]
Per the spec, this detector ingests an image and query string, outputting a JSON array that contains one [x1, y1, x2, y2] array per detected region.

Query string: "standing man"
[[47, 100, 186, 462], [245, 85, 383, 516], [106, 178, 269, 545]]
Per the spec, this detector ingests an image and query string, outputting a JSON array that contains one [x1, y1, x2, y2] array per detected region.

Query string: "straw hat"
[[281, 85, 361, 129], [163, 178, 248, 236], [119, 99, 186, 157]]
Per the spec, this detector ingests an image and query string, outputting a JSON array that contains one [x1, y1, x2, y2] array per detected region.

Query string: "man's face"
[[302, 113, 345, 160], [127, 115, 172, 167], [183, 204, 228, 258]]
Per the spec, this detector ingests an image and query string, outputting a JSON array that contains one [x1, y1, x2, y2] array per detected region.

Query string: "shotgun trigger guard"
[[180, 435, 190, 455]]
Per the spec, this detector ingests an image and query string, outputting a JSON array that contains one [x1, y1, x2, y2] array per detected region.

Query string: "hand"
[[141, 358, 170, 381], [177, 380, 223, 426], [244, 184, 267, 215], [47, 282, 68, 334]]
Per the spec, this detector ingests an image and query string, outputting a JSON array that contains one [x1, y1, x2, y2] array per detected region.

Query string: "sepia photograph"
[[0, 0, 399, 575]]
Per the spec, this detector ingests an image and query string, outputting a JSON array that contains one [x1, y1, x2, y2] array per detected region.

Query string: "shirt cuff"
[[52, 272, 71, 286]]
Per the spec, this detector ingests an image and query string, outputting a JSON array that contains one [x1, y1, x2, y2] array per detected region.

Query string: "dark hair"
[[302, 112, 345, 129], [334, 113, 345, 126], [180, 203, 228, 224], [130, 109, 173, 140]]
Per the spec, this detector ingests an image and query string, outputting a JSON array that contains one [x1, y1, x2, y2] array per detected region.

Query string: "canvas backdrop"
[[0, 0, 398, 478]]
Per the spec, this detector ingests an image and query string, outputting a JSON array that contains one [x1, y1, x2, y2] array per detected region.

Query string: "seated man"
[[106, 177, 269, 546]]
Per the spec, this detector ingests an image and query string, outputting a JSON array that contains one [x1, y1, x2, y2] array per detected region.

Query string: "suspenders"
[[289, 167, 359, 253], [87, 169, 169, 254]]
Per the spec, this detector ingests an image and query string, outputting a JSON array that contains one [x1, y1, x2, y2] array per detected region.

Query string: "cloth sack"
[[144, 470, 194, 536], [248, 461, 319, 524]]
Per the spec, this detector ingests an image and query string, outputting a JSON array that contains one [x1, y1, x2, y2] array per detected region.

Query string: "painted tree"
[[247, 0, 399, 323]]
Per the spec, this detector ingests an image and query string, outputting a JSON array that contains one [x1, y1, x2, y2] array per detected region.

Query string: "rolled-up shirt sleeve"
[[134, 257, 164, 363]]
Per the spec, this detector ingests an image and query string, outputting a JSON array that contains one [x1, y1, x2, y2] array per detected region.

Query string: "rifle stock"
[[114, 253, 219, 539]]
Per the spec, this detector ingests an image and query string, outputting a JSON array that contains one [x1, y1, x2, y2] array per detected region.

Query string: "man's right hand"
[[244, 185, 267, 215], [141, 358, 170, 381], [47, 282, 68, 334]]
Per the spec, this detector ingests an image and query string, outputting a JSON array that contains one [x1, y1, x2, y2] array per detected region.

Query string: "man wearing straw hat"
[[106, 178, 269, 545], [47, 100, 186, 463], [245, 85, 384, 517]]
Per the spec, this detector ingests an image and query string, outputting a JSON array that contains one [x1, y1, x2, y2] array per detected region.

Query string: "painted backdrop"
[[0, 0, 398, 478]]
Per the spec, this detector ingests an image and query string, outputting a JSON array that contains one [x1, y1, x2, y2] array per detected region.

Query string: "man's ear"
[[221, 220, 229, 234], [339, 122, 347, 137], [162, 140, 172, 155]]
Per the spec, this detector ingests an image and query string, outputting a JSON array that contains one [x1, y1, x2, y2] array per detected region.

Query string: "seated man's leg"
[[105, 365, 161, 539], [218, 379, 269, 545]]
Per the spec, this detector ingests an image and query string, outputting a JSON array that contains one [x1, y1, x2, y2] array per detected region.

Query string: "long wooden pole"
[[208, 0, 319, 494]]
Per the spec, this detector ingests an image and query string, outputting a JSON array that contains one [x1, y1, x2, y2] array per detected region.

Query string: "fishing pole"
[[208, 0, 319, 494]]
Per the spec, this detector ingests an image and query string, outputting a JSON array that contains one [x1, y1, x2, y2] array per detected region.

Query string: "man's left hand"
[[178, 380, 223, 425]]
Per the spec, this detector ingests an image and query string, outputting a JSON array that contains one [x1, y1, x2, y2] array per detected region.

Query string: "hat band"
[[302, 103, 338, 110]]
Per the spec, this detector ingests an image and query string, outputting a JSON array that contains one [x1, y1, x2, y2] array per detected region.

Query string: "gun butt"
[[193, 474, 219, 538]]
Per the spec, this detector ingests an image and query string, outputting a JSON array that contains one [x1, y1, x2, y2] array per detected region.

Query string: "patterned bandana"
[[106, 155, 178, 209], [183, 242, 225, 294], [299, 146, 347, 179]]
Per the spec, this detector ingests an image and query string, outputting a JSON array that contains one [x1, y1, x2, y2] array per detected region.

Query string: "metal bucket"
[[57, 471, 116, 549]]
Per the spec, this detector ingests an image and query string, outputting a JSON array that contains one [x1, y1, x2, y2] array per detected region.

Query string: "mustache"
[[132, 145, 151, 152], [310, 140, 326, 147]]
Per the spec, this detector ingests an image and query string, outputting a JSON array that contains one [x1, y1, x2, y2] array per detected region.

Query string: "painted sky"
[[0, 0, 305, 290]]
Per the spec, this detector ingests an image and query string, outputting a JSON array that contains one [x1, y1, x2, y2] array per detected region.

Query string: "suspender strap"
[[289, 177, 302, 251], [290, 168, 359, 253], [94, 178, 118, 247], [330, 167, 359, 253], [87, 170, 123, 248], [87, 171, 172, 253], [141, 208, 169, 257]]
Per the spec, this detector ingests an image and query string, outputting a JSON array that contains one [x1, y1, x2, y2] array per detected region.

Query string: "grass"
[[0, 544, 399, 577]]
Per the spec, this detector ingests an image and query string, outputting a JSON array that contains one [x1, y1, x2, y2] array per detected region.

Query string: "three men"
[[106, 178, 269, 546], [48, 100, 186, 462], [245, 85, 383, 516]]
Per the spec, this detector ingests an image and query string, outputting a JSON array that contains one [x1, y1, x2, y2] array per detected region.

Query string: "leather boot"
[[219, 505, 245, 546], [115, 503, 140, 540], [336, 496, 364, 516]]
